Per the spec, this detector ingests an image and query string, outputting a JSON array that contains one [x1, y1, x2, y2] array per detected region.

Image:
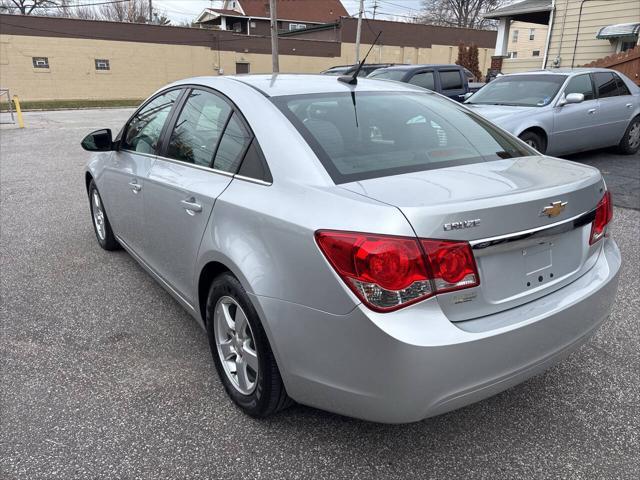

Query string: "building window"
[[289, 23, 307, 31], [532, 50, 540, 57], [512, 30, 518, 43], [529, 29, 535, 41], [95, 59, 110, 70], [508, 51, 518, 59], [32, 57, 49, 68], [236, 62, 250, 74], [619, 39, 637, 52]]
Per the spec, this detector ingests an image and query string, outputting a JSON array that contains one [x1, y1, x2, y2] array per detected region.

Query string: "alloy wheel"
[[629, 120, 640, 150], [213, 296, 259, 395], [91, 190, 106, 241]]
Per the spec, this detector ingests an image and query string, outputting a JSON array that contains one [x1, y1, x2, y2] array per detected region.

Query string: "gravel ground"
[[1, 109, 639, 480]]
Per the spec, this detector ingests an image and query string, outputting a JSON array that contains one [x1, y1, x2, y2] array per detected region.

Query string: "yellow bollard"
[[13, 95, 24, 128]]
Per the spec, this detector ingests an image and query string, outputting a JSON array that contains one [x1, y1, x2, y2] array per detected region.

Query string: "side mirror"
[[559, 93, 585, 106], [81, 129, 114, 151], [463, 92, 474, 101]]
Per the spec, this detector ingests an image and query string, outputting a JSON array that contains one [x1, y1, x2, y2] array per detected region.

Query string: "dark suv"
[[367, 64, 470, 101]]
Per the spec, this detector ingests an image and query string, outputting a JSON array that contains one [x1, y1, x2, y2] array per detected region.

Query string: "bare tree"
[[72, 3, 99, 20], [99, 0, 149, 23], [0, 0, 60, 15], [419, 0, 506, 29], [152, 12, 171, 26]]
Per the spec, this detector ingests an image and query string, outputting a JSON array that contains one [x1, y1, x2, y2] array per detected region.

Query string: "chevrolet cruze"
[[82, 75, 621, 423]]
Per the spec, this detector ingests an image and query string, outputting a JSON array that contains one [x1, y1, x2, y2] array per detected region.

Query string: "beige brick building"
[[0, 15, 496, 102]]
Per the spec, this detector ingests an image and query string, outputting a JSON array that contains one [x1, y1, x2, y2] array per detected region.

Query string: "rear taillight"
[[589, 191, 613, 245], [315, 231, 479, 312]]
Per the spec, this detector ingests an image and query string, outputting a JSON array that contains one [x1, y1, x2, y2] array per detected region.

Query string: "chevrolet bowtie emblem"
[[540, 201, 568, 218]]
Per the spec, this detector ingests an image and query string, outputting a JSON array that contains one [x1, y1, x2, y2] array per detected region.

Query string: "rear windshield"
[[273, 91, 534, 184], [367, 70, 407, 81], [467, 74, 566, 107]]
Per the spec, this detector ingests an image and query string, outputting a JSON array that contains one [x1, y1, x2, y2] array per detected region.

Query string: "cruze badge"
[[540, 201, 568, 218], [443, 219, 481, 231]]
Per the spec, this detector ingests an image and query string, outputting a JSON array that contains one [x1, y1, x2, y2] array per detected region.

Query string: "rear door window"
[[408, 71, 435, 90], [165, 89, 232, 167], [439, 70, 464, 91], [593, 72, 620, 98], [213, 113, 252, 173], [613, 73, 631, 96]]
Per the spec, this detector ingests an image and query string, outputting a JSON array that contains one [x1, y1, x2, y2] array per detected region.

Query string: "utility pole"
[[372, 0, 378, 20], [355, 0, 364, 63], [269, 0, 279, 72], [148, 0, 153, 23]]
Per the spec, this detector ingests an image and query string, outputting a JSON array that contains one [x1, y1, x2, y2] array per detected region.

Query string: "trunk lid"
[[340, 156, 606, 321]]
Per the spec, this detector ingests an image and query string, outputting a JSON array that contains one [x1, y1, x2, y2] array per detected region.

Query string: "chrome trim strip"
[[115, 235, 196, 311], [122, 151, 272, 185], [233, 174, 272, 186], [154, 155, 235, 177], [470, 208, 596, 249], [120, 149, 156, 160]]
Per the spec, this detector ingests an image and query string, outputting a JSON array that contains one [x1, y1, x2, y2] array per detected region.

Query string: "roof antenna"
[[338, 31, 382, 85]]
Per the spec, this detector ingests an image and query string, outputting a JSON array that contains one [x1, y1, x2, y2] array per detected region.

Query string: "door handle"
[[181, 198, 202, 215], [626, 103, 633, 109], [128, 180, 142, 193], [587, 108, 596, 114]]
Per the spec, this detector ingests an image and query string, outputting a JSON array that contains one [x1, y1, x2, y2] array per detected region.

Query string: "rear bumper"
[[251, 237, 621, 423]]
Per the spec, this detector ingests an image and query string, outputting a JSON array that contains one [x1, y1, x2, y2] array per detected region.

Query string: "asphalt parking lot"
[[1, 109, 639, 480]]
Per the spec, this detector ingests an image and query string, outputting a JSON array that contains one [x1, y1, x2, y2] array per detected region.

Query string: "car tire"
[[617, 116, 640, 155], [519, 131, 547, 154], [205, 273, 292, 417], [88, 180, 120, 251]]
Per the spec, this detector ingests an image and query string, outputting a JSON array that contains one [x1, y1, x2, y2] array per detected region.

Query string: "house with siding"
[[505, 21, 549, 59], [484, 0, 640, 80], [194, 0, 348, 35]]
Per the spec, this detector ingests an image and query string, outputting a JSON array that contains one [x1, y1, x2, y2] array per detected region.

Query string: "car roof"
[[189, 74, 426, 97], [505, 68, 621, 77], [373, 64, 460, 71]]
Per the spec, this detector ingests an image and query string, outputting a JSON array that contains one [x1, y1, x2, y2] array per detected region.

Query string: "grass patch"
[[0, 98, 142, 112]]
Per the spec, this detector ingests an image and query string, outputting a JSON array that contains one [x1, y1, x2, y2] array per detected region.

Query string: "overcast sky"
[[152, 0, 425, 24]]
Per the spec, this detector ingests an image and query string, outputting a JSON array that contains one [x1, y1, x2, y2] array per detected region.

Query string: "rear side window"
[[274, 91, 533, 184], [440, 70, 463, 90], [564, 74, 594, 101], [408, 71, 435, 90], [213, 113, 252, 173], [593, 72, 620, 98], [122, 89, 181, 154], [237, 139, 272, 183], [614, 73, 631, 96], [166, 90, 232, 167]]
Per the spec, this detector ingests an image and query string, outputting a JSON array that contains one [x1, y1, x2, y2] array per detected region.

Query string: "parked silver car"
[[82, 75, 621, 423], [465, 68, 640, 156]]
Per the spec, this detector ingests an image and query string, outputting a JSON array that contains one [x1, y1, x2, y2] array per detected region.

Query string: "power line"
[[369, 10, 420, 21], [376, 0, 421, 13], [1, 0, 130, 10]]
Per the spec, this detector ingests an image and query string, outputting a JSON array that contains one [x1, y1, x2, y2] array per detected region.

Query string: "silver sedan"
[[465, 68, 640, 156], [82, 75, 621, 423]]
